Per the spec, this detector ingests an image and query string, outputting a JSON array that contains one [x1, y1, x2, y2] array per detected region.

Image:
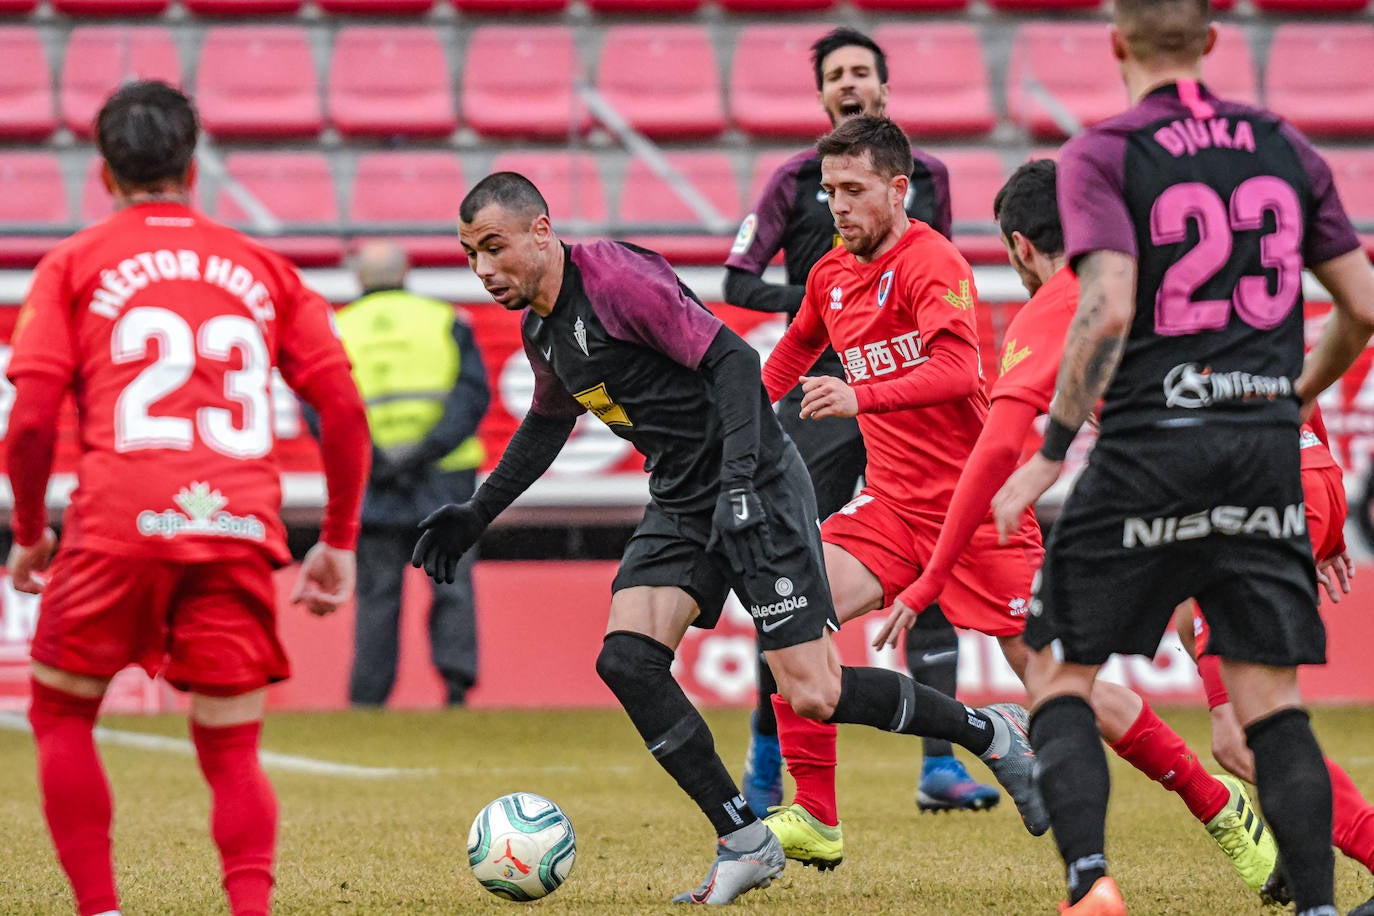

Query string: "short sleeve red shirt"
[[797, 220, 988, 515], [989, 268, 1079, 412], [8, 203, 350, 563]]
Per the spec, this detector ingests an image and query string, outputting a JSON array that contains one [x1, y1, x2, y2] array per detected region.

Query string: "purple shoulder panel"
[[1276, 120, 1362, 266], [725, 148, 812, 274], [572, 241, 723, 369], [914, 146, 953, 240], [1058, 128, 1135, 264]]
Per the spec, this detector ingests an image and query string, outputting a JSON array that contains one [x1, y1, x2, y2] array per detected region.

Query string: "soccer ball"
[[468, 792, 576, 901]]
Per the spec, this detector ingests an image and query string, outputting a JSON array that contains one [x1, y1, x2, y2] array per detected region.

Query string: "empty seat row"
[[4, 145, 1371, 268], [5, 0, 1371, 15], [8, 21, 1374, 144]]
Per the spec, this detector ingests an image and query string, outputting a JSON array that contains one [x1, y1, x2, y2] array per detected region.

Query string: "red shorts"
[[1193, 462, 1346, 656], [30, 548, 289, 696], [821, 489, 1044, 637]]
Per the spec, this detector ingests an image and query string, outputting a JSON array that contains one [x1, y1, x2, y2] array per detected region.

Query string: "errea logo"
[[829, 286, 844, 310]]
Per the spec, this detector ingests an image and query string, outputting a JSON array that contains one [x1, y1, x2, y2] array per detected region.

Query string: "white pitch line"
[[0, 712, 436, 779]]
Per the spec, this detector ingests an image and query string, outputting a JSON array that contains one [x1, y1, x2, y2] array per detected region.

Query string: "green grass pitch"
[[1, 706, 1373, 914]]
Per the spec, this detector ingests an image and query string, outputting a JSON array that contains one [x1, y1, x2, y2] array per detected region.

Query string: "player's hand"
[[991, 453, 1062, 544], [412, 501, 487, 584], [798, 375, 858, 419], [6, 527, 56, 594], [707, 482, 772, 579], [1317, 551, 1355, 604], [1209, 702, 1256, 784], [873, 596, 924, 650], [291, 542, 356, 617]]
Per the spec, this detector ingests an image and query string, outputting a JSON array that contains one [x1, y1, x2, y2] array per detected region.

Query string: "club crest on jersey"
[[943, 279, 973, 311], [573, 316, 589, 356], [876, 270, 894, 309], [829, 286, 844, 310]]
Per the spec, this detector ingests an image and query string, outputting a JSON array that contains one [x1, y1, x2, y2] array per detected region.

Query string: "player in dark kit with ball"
[[414, 171, 1044, 905]]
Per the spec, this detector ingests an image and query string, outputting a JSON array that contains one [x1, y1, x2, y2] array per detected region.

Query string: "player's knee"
[[595, 630, 672, 697], [777, 679, 837, 722]]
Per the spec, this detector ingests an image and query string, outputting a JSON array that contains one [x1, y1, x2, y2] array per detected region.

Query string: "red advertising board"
[[3, 560, 1374, 714]]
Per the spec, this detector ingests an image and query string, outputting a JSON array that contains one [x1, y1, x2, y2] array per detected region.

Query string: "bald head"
[[354, 240, 409, 292], [1115, 0, 1211, 66]]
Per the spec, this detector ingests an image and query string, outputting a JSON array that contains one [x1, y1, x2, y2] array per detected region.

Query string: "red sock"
[[28, 679, 118, 916], [192, 721, 277, 916], [772, 694, 838, 826], [1328, 758, 1374, 870], [1196, 655, 1231, 709], [1109, 700, 1230, 823]]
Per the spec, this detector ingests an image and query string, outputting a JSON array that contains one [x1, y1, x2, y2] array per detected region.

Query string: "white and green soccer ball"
[[468, 792, 576, 901]]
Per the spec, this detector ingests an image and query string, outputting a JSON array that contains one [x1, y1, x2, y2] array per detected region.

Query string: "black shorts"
[[1023, 423, 1324, 667], [613, 444, 840, 651], [777, 386, 866, 520]]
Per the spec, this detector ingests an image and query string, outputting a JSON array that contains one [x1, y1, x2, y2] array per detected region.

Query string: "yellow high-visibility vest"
[[335, 290, 484, 472]]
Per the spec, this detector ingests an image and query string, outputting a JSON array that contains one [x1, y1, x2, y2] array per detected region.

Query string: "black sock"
[[1246, 708, 1334, 913], [754, 651, 778, 737], [1031, 695, 1109, 904], [597, 631, 754, 837], [828, 666, 993, 754], [904, 604, 959, 758]]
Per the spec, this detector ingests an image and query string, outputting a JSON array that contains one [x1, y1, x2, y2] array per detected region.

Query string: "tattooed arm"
[[989, 251, 1137, 542]]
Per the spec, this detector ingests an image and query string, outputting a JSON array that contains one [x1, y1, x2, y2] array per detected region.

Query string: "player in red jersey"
[[5, 82, 370, 916]]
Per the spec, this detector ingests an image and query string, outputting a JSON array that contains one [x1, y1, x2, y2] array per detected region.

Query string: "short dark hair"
[[816, 116, 912, 182], [993, 159, 1063, 257], [95, 80, 198, 191], [810, 27, 887, 92], [459, 172, 550, 224], [1116, 0, 1211, 63]]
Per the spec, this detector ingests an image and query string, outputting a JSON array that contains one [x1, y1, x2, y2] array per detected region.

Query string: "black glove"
[[411, 501, 488, 584], [706, 482, 772, 579]]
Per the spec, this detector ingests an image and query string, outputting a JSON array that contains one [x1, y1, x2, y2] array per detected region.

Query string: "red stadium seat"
[[1201, 24, 1257, 106], [182, 0, 303, 12], [1255, 0, 1367, 11], [0, 27, 53, 140], [349, 152, 466, 266], [941, 149, 1007, 264], [987, 0, 1100, 9], [617, 153, 739, 265], [1266, 25, 1374, 138], [585, 0, 701, 11], [196, 26, 321, 139], [1212, 0, 1237, 9], [318, 0, 434, 11], [61, 26, 180, 139], [853, 0, 968, 9], [52, 0, 169, 13], [595, 25, 724, 141], [463, 26, 587, 140], [0, 153, 69, 267], [0, 1, 38, 12], [216, 153, 343, 266], [718, 0, 833, 9], [730, 26, 831, 140], [1007, 23, 1123, 140], [488, 152, 607, 227], [329, 27, 455, 139], [876, 24, 995, 139], [451, 0, 568, 12]]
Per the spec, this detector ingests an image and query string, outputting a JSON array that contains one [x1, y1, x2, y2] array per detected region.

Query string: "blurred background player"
[[723, 25, 994, 820], [5, 81, 370, 916], [326, 240, 489, 708], [989, 1, 1374, 911], [758, 116, 1051, 869], [876, 158, 1280, 900], [414, 170, 1043, 905]]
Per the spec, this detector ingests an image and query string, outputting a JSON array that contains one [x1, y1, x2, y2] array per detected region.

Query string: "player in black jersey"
[[723, 26, 995, 821], [990, 2, 1374, 913], [417, 171, 1049, 905]]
